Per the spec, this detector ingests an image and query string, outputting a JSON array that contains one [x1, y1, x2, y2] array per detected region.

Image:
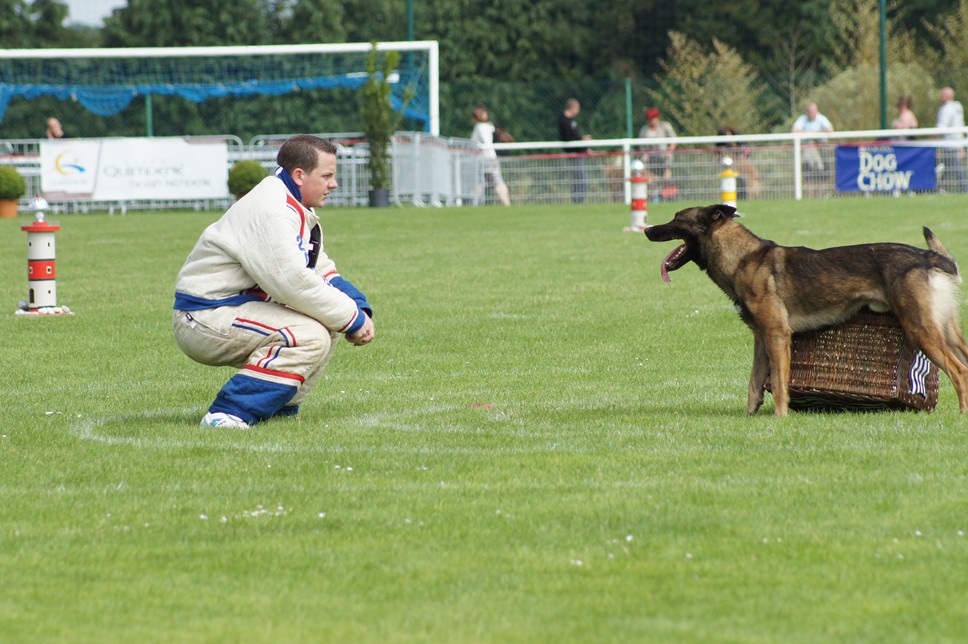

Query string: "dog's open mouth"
[[660, 244, 689, 282]]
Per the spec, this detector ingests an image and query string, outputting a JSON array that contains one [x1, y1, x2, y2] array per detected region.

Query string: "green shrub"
[[361, 44, 414, 192], [228, 160, 268, 198], [0, 165, 26, 200]]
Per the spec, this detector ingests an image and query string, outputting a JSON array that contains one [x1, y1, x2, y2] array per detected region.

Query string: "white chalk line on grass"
[[68, 404, 595, 456], [71, 409, 290, 453]]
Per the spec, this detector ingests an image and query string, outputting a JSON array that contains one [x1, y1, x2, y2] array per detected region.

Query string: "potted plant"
[[360, 43, 413, 208], [0, 165, 25, 218], [228, 160, 268, 199]]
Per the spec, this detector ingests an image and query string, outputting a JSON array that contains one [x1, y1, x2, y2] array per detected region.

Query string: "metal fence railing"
[[487, 142, 834, 206], [487, 125, 968, 207], [2, 125, 967, 214]]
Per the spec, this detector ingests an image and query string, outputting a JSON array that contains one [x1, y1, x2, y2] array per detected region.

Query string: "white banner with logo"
[[39, 137, 229, 200]]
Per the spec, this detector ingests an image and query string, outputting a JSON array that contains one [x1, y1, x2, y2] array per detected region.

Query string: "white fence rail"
[[488, 125, 968, 206], [1, 126, 967, 213]]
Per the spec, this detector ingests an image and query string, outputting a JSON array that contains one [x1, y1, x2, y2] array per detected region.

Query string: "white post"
[[625, 159, 648, 232]]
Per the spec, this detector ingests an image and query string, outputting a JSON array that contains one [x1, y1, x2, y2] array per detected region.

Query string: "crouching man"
[[173, 135, 374, 429]]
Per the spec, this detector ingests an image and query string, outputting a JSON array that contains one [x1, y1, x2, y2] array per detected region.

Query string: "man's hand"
[[346, 314, 374, 346]]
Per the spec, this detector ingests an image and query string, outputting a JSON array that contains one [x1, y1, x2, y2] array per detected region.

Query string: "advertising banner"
[[835, 144, 936, 193], [40, 137, 229, 200]]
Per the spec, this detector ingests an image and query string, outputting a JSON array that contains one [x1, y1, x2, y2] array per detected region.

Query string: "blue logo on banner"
[[835, 145, 936, 193]]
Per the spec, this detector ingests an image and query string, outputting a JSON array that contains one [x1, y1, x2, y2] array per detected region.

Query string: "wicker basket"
[[765, 311, 939, 412]]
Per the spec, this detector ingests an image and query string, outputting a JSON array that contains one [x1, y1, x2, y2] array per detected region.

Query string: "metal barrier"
[[2, 125, 967, 213], [390, 132, 486, 207], [246, 133, 486, 207], [490, 125, 968, 206], [491, 142, 824, 205]]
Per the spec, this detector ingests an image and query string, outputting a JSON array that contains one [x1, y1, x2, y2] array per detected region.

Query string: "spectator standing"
[[470, 104, 510, 206], [638, 107, 677, 183], [937, 87, 967, 193], [792, 103, 834, 181], [892, 96, 918, 131], [173, 135, 374, 429], [46, 117, 66, 139], [557, 98, 591, 204], [792, 102, 834, 135]]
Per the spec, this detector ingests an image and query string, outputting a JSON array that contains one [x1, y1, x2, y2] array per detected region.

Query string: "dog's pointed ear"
[[708, 204, 738, 221]]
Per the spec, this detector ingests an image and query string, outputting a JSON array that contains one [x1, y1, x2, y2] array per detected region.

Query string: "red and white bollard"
[[17, 195, 72, 316], [625, 159, 648, 232], [720, 156, 739, 208]]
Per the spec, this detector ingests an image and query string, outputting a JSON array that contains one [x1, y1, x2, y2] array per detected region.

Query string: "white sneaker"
[[200, 412, 250, 429]]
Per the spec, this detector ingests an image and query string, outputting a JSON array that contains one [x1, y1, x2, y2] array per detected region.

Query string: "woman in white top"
[[470, 104, 511, 206], [892, 96, 918, 130]]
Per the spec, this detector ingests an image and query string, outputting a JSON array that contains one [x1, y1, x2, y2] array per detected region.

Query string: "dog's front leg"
[[764, 329, 793, 417], [747, 332, 769, 415]]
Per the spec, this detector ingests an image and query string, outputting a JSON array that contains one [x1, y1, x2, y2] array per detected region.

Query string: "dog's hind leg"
[[902, 320, 968, 412], [941, 320, 968, 411], [747, 332, 769, 415], [911, 275, 968, 411], [944, 318, 968, 369]]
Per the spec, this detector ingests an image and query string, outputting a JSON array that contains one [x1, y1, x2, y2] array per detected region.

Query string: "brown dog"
[[644, 204, 968, 415]]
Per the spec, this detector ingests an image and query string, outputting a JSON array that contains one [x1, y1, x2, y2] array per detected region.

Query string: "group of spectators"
[[46, 85, 968, 209], [470, 86, 968, 204], [792, 87, 967, 193]]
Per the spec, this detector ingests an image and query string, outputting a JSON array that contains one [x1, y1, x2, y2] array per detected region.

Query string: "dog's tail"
[[925, 227, 957, 263], [925, 227, 962, 285]]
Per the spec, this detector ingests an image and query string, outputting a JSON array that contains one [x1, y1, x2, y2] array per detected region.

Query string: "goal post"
[[0, 40, 440, 136]]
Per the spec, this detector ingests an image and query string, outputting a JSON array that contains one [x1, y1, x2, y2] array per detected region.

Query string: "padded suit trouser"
[[173, 301, 339, 424]]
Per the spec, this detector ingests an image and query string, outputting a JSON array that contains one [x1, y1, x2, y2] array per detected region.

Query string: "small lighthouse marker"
[[16, 195, 72, 316]]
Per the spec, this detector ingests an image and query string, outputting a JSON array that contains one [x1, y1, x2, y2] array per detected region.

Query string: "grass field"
[[2, 196, 968, 642]]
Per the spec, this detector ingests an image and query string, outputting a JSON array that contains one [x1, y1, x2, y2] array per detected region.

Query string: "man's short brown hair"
[[277, 135, 338, 174]]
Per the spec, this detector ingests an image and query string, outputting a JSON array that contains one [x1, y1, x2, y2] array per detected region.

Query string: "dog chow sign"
[[835, 144, 936, 193]]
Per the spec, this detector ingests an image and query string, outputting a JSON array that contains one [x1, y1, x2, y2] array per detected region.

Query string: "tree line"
[[1, 0, 966, 142]]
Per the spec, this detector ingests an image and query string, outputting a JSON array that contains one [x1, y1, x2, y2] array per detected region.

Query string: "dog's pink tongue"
[[660, 245, 685, 283]]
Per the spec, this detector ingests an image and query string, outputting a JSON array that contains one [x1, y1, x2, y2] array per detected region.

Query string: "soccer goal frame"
[[0, 40, 440, 136]]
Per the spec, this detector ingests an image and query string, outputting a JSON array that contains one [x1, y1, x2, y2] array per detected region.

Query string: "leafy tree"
[[653, 0, 833, 80], [0, 0, 74, 48], [399, 0, 637, 82], [26, 0, 71, 46], [806, 62, 936, 132], [653, 32, 772, 137], [341, 0, 402, 44], [101, 0, 274, 47], [264, 0, 346, 44], [764, 26, 823, 119], [921, 0, 968, 95], [0, 0, 33, 48], [792, 0, 929, 131], [826, 0, 916, 73]]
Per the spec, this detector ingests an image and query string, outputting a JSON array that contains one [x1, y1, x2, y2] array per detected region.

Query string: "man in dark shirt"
[[558, 98, 590, 204]]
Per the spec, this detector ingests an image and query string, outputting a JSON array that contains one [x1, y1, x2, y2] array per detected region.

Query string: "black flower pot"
[[368, 187, 389, 208]]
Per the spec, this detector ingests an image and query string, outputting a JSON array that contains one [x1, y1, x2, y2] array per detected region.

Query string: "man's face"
[[294, 151, 338, 209]]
